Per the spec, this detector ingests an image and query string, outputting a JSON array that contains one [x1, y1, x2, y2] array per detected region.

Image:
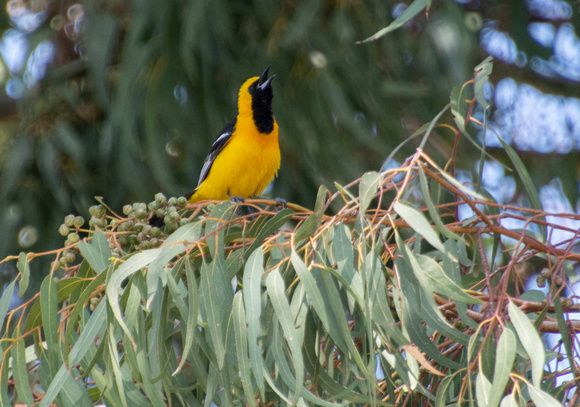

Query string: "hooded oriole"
[[186, 66, 280, 202], [150, 66, 280, 225]]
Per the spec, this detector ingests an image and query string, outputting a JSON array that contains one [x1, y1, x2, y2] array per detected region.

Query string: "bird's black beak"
[[258, 65, 275, 90]]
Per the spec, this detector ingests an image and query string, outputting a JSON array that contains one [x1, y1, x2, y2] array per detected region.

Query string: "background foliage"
[[1, 0, 579, 264], [1, 0, 580, 405], [1, 59, 579, 405]]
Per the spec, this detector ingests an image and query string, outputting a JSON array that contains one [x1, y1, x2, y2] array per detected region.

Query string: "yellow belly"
[[189, 120, 280, 202]]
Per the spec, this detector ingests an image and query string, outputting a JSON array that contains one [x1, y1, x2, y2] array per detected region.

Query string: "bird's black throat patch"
[[250, 80, 275, 134]]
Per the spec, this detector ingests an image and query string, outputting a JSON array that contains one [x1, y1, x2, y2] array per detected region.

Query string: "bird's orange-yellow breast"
[[189, 76, 280, 202]]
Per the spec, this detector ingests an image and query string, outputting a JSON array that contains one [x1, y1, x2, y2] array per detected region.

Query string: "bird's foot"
[[274, 197, 287, 209], [228, 192, 245, 204]]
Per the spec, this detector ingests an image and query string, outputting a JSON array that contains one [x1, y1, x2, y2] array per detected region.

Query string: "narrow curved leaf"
[[488, 329, 516, 407], [266, 268, 304, 404], [358, 0, 430, 43], [359, 171, 384, 213], [394, 201, 448, 256], [508, 301, 544, 387], [528, 383, 561, 407]]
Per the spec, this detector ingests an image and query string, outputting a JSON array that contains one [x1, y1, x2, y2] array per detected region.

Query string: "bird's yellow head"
[[237, 66, 276, 134]]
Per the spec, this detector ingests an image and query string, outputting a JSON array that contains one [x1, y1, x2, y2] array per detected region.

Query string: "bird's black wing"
[[197, 119, 236, 186]]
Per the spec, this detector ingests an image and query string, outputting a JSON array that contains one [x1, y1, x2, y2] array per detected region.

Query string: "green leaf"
[[26, 278, 85, 332], [331, 224, 364, 305], [393, 201, 448, 256], [508, 301, 545, 387], [475, 371, 492, 407], [0, 281, 15, 326], [106, 249, 160, 342], [302, 314, 370, 402], [417, 165, 464, 243], [527, 383, 562, 407], [292, 251, 367, 375], [359, 171, 384, 213], [499, 393, 519, 407], [242, 248, 266, 399], [13, 325, 34, 406], [488, 329, 516, 407], [495, 134, 543, 216], [69, 298, 107, 366], [415, 254, 481, 304], [395, 247, 460, 370], [40, 300, 106, 407], [552, 292, 579, 382], [173, 259, 199, 375], [295, 185, 327, 243], [199, 255, 233, 370], [41, 276, 60, 366], [38, 364, 74, 407], [246, 208, 295, 258], [358, 0, 430, 43], [0, 342, 11, 406], [78, 229, 111, 274], [435, 373, 458, 407], [474, 56, 493, 110], [266, 268, 304, 404], [63, 268, 108, 363], [233, 292, 256, 407], [205, 201, 236, 259], [17, 252, 30, 297]]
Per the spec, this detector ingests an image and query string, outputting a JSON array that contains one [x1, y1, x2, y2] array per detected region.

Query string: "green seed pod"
[[58, 224, 70, 236], [67, 233, 80, 243], [535, 275, 545, 288], [150, 227, 161, 237], [155, 193, 167, 205], [148, 201, 159, 211], [122, 205, 133, 216], [177, 196, 187, 206], [73, 216, 85, 228], [128, 234, 139, 245], [133, 223, 144, 233], [142, 225, 152, 235], [540, 268, 551, 279], [179, 218, 190, 226], [124, 220, 135, 230], [168, 197, 178, 206], [118, 235, 128, 246], [89, 205, 106, 218], [90, 217, 107, 229], [65, 252, 76, 263], [59, 257, 68, 266], [150, 237, 160, 247], [64, 214, 76, 227], [135, 207, 148, 220]]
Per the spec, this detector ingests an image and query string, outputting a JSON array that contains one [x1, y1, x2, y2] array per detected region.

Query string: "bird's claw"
[[228, 194, 245, 204], [274, 197, 287, 209]]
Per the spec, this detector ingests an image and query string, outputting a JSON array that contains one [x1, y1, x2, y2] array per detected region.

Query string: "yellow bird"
[[150, 66, 280, 226], [186, 66, 280, 203]]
